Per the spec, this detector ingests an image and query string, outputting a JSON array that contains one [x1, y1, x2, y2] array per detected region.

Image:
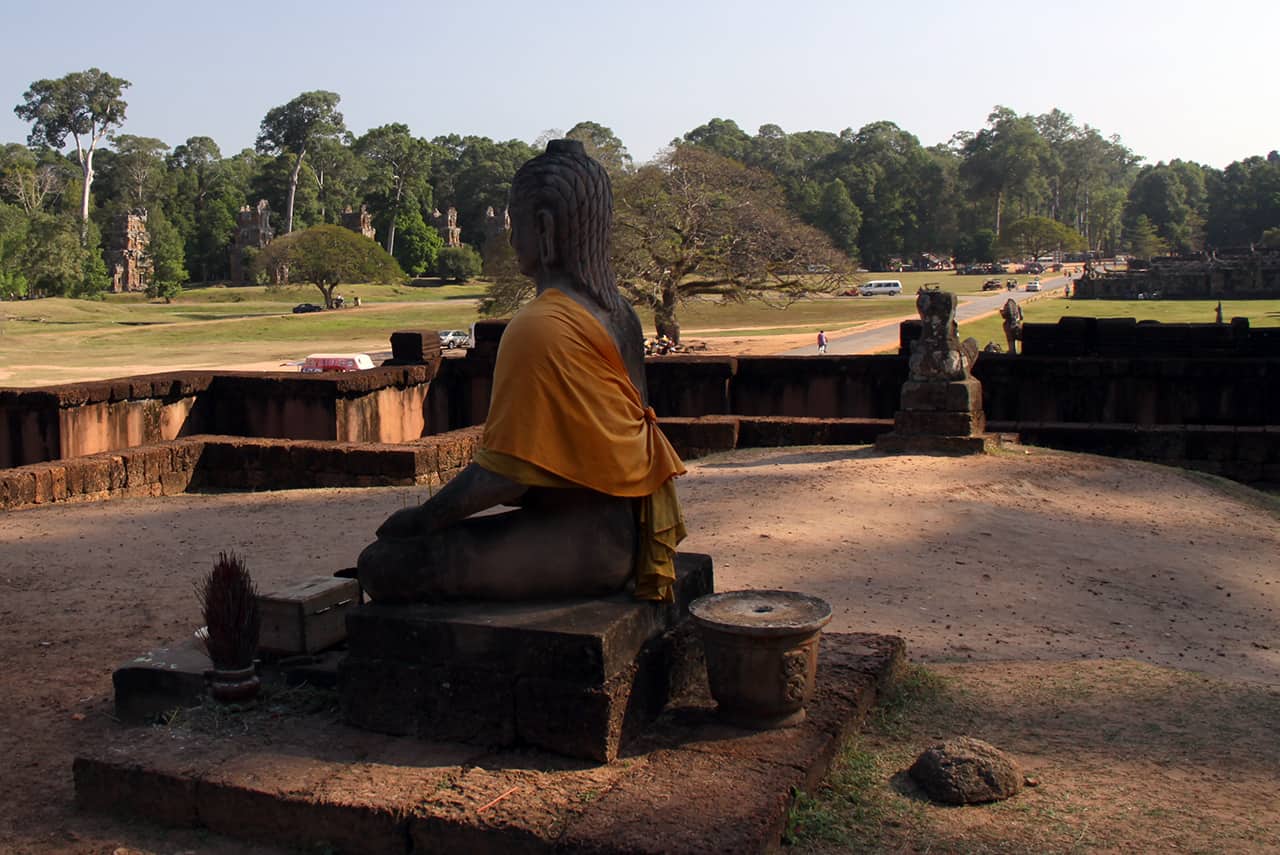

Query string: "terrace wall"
[[0, 364, 438, 468], [3, 317, 1279, 496]]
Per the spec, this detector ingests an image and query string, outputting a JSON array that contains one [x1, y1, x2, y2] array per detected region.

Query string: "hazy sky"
[[1, 0, 1275, 168]]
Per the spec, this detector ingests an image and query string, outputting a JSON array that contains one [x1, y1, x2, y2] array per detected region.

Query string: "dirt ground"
[[1, 445, 1278, 852]]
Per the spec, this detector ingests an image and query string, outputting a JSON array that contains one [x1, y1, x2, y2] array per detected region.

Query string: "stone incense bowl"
[[689, 590, 833, 729]]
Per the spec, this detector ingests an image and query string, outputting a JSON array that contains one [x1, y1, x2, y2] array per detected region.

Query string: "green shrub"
[[435, 244, 482, 283]]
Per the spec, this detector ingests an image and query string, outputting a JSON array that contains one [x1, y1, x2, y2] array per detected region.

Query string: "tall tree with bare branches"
[[14, 68, 130, 241]]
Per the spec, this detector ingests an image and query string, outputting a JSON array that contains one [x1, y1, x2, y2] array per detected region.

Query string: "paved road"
[[784, 274, 1073, 356]]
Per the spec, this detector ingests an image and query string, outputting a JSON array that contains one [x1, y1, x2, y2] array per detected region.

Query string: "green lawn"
[[958, 298, 1280, 350], [0, 282, 486, 386], [8, 270, 1275, 387]]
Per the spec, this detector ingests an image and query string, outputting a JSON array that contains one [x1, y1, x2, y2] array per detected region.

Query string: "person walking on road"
[[817, 330, 828, 354]]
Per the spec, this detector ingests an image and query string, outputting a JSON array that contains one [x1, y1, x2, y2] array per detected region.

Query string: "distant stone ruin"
[[340, 205, 375, 241], [432, 207, 462, 247], [229, 200, 274, 284], [109, 209, 152, 293], [483, 205, 510, 241], [1075, 247, 1280, 299]]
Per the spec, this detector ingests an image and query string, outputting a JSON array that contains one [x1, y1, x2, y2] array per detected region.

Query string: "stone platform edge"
[[74, 632, 905, 855]]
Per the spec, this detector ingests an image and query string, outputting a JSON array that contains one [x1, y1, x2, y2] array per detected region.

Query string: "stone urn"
[[206, 664, 261, 703], [689, 590, 832, 729]]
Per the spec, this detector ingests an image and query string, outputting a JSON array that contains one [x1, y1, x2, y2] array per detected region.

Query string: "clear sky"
[[1, 0, 1275, 169]]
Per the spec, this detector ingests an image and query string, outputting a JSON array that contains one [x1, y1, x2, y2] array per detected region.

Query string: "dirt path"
[[1, 445, 1277, 851]]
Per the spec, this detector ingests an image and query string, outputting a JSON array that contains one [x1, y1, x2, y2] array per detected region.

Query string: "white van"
[[859, 279, 903, 296], [300, 353, 375, 373]]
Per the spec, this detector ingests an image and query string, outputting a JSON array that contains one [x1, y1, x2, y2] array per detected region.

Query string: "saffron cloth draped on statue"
[[474, 288, 687, 602]]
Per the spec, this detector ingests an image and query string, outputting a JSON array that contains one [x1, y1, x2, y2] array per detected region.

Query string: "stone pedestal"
[[876, 378, 1000, 454], [339, 553, 714, 762]]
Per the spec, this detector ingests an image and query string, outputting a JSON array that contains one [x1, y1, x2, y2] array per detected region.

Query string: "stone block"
[[0, 469, 36, 509], [653, 416, 739, 460], [112, 636, 210, 721], [389, 330, 443, 364], [73, 745, 206, 827], [875, 433, 1000, 456], [898, 378, 983, 413], [891, 409, 986, 436], [340, 553, 713, 762], [77, 631, 900, 855]]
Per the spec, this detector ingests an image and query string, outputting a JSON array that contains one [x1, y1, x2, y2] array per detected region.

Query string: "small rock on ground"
[[908, 736, 1023, 805]]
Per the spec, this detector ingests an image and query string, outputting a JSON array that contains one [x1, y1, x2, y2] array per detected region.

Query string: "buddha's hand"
[[376, 504, 428, 539]]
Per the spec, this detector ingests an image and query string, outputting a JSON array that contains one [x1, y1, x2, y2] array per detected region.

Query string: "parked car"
[[1025, 279, 1041, 292], [438, 329, 471, 349], [292, 303, 324, 314], [839, 286, 861, 296], [859, 279, 903, 296]]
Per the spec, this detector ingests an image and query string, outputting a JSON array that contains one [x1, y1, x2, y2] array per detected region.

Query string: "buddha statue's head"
[[509, 139, 618, 310]]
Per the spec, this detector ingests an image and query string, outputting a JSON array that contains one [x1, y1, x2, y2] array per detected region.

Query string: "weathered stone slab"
[[112, 636, 210, 722], [75, 632, 905, 855], [875, 433, 1001, 455], [899, 378, 983, 412], [891, 409, 986, 437], [340, 553, 714, 761]]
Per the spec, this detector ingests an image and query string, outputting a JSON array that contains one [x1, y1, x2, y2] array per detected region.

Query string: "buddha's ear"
[[536, 209, 557, 268]]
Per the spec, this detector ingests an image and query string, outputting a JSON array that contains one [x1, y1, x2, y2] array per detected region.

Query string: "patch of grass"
[[784, 665, 950, 849], [784, 660, 1280, 853]]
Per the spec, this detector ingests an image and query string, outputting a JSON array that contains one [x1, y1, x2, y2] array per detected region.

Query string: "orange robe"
[[475, 288, 686, 602]]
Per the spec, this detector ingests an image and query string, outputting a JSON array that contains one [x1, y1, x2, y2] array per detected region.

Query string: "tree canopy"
[[613, 145, 851, 342], [13, 68, 129, 234], [255, 91, 345, 234], [995, 216, 1085, 262], [253, 224, 402, 307]]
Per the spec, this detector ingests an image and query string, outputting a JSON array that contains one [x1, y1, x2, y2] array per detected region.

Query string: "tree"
[[1124, 160, 1209, 253], [613, 145, 851, 343], [253, 224, 403, 307], [1206, 152, 1280, 247], [953, 228, 996, 264], [0, 202, 30, 298], [565, 121, 633, 175], [168, 136, 237, 282], [145, 207, 187, 301], [478, 235, 530, 317], [356, 124, 433, 255], [429, 135, 535, 247], [1127, 214, 1168, 261], [960, 107, 1050, 235], [255, 91, 345, 234], [390, 206, 443, 276], [0, 144, 66, 215], [681, 118, 752, 162], [307, 135, 362, 223], [25, 213, 80, 294], [106, 134, 168, 207], [14, 69, 130, 239], [995, 216, 1085, 262], [815, 179, 861, 257], [435, 244, 482, 282]]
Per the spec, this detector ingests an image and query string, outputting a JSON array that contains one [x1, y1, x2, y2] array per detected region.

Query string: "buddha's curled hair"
[[511, 139, 628, 315]]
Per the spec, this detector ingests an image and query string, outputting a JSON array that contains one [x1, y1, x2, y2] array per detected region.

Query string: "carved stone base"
[[890, 409, 987, 437], [338, 553, 714, 763], [874, 432, 1002, 455], [898, 378, 983, 412]]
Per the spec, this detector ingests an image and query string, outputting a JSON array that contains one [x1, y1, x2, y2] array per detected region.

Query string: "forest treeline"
[[2, 70, 1278, 300]]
